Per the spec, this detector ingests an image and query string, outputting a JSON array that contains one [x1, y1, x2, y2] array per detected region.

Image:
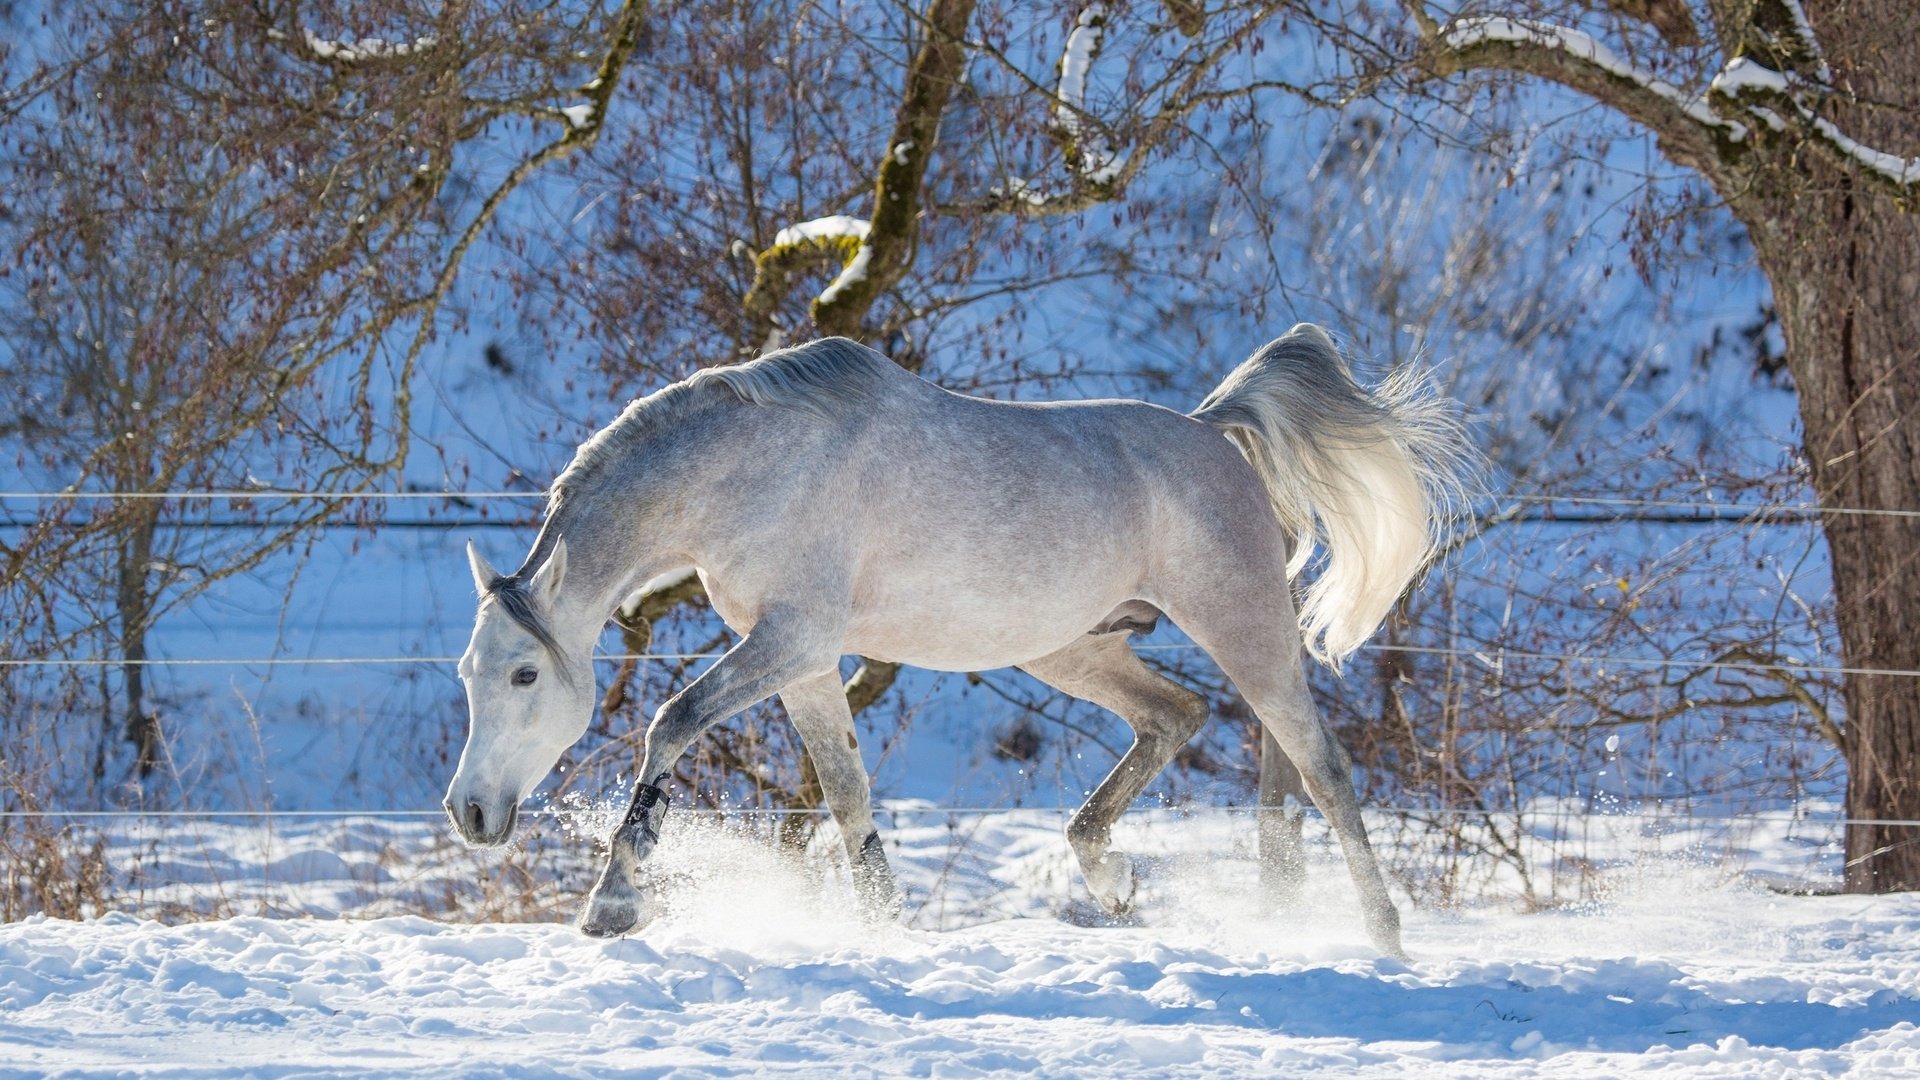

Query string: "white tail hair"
[[1190, 324, 1476, 669]]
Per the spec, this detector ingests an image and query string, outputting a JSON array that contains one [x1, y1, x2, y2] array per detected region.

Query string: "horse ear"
[[529, 537, 568, 605], [467, 539, 501, 596]]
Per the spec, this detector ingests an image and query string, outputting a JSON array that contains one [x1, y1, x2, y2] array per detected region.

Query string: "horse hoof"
[[579, 884, 651, 939], [851, 832, 902, 924], [1367, 919, 1408, 961], [1088, 851, 1136, 914], [579, 904, 637, 938], [857, 885, 905, 924], [1361, 898, 1406, 960]]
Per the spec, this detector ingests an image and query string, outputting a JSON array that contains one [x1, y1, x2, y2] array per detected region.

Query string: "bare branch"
[[1422, 14, 1747, 180], [1419, 8, 1920, 206], [812, 0, 978, 337], [372, 0, 653, 471], [946, 3, 1290, 217]]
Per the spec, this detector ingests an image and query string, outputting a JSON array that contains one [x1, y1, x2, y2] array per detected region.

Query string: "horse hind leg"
[[1258, 727, 1310, 906], [1018, 631, 1209, 916], [1162, 578, 1407, 959], [778, 672, 901, 921]]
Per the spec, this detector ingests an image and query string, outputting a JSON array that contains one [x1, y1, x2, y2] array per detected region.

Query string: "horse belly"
[[843, 550, 1141, 672], [845, 605, 1106, 671]]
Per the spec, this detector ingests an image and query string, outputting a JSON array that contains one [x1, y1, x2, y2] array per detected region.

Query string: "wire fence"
[[0, 483, 1880, 920], [0, 641, 1899, 678], [4, 488, 1918, 519], [0, 798, 1861, 927], [1, 804, 1914, 825]]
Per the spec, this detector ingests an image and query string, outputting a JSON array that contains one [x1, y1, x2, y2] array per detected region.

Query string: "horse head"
[[446, 537, 595, 846]]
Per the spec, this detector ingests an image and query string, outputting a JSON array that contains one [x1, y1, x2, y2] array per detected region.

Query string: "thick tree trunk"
[[1742, 0, 1920, 891], [1757, 207, 1920, 890]]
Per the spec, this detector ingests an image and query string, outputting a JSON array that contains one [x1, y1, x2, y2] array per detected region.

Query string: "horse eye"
[[511, 667, 538, 687]]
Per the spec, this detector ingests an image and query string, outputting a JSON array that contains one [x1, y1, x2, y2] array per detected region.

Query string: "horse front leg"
[[580, 612, 838, 938], [779, 672, 900, 922]]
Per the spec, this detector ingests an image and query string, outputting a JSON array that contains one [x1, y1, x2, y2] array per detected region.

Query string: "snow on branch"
[[301, 30, 437, 62], [1053, 4, 1123, 187], [950, 6, 1283, 218], [1712, 59, 1918, 188], [986, 176, 1051, 209], [268, 27, 439, 65], [742, 216, 875, 328], [962, 5, 1128, 216], [1766, 0, 1832, 84], [1807, 117, 1920, 187], [1441, 16, 1736, 136], [773, 215, 871, 249], [1708, 57, 1790, 98], [1430, 9, 1919, 203]]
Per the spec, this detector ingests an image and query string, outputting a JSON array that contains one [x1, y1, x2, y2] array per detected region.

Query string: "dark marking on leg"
[[851, 829, 902, 921]]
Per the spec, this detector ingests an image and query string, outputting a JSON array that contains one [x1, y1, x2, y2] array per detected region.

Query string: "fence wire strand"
[[5, 489, 1920, 520], [2, 641, 1907, 678], [2, 805, 1913, 826]]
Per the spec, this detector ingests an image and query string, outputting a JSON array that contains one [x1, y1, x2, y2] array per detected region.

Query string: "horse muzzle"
[[446, 796, 520, 847]]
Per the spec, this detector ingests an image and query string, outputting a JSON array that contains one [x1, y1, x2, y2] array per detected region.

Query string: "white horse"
[[448, 327, 1471, 957]]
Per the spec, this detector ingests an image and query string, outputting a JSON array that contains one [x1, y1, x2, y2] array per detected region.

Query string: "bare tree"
[[0, 0, 650, 795]]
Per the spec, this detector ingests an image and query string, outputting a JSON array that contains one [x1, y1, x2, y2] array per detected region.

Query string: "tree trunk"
[[1755, 206, 1920, 890], [1741, 0, 1920, 891], [116, 502, 162, 778]]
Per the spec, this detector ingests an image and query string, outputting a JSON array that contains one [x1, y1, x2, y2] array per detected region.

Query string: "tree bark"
[[1727, 0, 1920, 891], [1763, 215, 1920, 890]]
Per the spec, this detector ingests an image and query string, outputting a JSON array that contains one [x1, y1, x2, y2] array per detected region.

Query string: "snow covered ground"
[[4, 809, 1919, 1076]]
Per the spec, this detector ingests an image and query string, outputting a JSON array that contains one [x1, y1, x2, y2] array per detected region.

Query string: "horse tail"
[[1188, 324, 1475, 670]]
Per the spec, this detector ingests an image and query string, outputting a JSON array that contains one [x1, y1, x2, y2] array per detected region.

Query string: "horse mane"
[[481, 573, 568, 673], [684, 336, 895, 417], [552, 337, 896, 502]]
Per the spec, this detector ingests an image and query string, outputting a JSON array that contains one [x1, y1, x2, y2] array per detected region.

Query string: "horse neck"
[[538, 395, 750, 623]]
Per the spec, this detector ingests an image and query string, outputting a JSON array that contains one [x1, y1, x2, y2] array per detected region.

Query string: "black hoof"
[[852, 831, 903, 923]]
